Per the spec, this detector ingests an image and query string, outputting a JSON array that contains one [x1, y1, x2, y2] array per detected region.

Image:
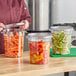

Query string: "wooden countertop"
[[0, 51, 76, 76]]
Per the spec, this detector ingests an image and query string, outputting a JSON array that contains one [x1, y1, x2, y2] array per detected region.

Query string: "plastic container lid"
[[50, 26, 73, 31], [28, 33, 51, 42], [50, 26, 73, 34], [5, 23, 24, 29]]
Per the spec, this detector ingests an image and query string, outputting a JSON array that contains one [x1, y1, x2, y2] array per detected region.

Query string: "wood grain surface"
[[0, 51, 76, 76]]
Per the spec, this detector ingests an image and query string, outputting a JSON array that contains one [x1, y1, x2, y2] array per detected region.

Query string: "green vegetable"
[[52, 31, 71, 55]]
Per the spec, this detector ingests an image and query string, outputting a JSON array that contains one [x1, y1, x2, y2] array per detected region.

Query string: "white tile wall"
[[51, 0, 76, 24]]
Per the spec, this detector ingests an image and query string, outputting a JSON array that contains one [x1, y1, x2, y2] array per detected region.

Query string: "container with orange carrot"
[[4, 23, 24, 58], [28, 33, 51, 64]]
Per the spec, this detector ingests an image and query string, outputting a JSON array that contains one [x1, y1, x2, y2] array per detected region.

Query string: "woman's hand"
[[0, 23, 5, 31], [20, 20, 29, 31]]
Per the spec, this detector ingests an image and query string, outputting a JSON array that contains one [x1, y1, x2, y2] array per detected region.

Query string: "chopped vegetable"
[[29, 40, 50, 64], [52, 31, 71, 55], [4, 32, 23, 57]]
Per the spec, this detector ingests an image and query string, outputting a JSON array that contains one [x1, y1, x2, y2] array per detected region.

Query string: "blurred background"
[[25, 0, 76, 29], [25, 0, 50, 31]]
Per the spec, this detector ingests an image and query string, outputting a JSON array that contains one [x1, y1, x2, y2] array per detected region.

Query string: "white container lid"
[[50, 26, 73, 34]]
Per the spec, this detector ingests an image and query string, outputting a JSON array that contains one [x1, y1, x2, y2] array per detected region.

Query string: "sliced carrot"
[[4, 32, 23, 58]]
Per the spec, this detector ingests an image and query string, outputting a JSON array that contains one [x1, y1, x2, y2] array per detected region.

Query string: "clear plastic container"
[[28, 33, 51, 64], [4, 27, 24, 58], [50, 26, 73, 55]]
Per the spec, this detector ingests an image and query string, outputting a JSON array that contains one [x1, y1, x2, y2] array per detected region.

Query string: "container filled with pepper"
[[50, 26, 73, 55], [3, 23, 24, 58], [28, 33, 51, 64]]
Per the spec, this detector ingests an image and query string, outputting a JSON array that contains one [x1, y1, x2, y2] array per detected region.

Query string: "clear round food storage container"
[[50, 26, 73, 55], [3, 24, 24, 57], [28, 33, 51, 64]]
